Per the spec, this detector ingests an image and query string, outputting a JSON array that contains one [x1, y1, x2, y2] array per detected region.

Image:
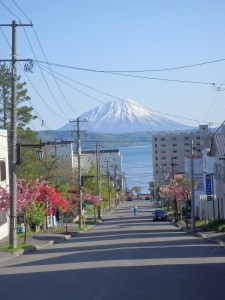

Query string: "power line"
[[37, 62, 217, 126], [0, 0, 20, 20], [0, 23, 61, 130], [11, 0, 31, 22], [35, 57, 225, 74], [35, 60, 216, 86]]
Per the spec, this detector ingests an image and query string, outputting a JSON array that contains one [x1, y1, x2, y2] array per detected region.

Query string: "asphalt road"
[[1, 200, 225, 300]]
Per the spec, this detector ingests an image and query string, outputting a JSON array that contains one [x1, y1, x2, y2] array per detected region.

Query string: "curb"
[[174, 222, 225, 247]]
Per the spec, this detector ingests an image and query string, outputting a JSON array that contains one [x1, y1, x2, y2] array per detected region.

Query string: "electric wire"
[[11, 0, 31, 22], [31, 27, 78, 118], [0, 3, 68, 126], [26, 27, 70, 120], [5, 0, 74, 120], [0, 0, 20, 20], [0, 24, 55, 130], [35, 60, 216, 86], [36, 63, 203, 127]]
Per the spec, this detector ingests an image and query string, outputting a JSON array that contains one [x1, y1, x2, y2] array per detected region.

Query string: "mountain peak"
[[58, 99, 190, 133]]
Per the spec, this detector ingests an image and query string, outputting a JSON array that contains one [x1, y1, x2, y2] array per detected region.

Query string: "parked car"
[[152, 209, 169, 221], [145, 196, 150, 200], [127, 197, 133, 201]]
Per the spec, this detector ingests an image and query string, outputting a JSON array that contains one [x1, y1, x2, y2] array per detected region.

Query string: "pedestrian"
[[133, 205, 138, 216]]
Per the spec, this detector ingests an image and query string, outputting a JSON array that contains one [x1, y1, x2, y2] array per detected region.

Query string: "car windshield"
[[155, 210, 165, 214]]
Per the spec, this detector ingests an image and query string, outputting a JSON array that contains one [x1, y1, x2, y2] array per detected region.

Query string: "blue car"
[[152, 209, 169, 221]]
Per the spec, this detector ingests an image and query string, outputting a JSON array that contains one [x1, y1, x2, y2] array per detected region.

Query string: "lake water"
[[119, 145, 153, 194]]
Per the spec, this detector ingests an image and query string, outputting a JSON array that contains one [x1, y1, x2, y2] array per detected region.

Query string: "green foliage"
[[27, 202, 46, 230], [0, 63, 37, 129], [206, 219, 225, 232], [132, 186, 141, 194], [0, 243, 33, 253]]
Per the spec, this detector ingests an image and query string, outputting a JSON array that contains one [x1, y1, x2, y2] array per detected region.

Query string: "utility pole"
[[114, 164, 118, 206], [0, 20, 32, 248], [10, 20, 17, 249], [77, 118, 82, 228], [171, 157, 177, 180], [105, 160, 111, 212], [70, 118, 85, 228], [191, 138, 195, 232], [93, 143, 102, 218]]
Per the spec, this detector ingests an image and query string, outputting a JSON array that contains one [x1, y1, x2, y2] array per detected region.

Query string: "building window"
[[155, 144, 157, 147], [162, 157, 166, 160], [161, 138, 165, 141], [155, 138, 157, 141], [155, 150, 157, 154], [173, 144, 177, 147], [185, 137, 189, 140], [173, 150, 177, 153], [173, 157, 178, 159], [0, 161, 6, 182], [196, 136, 200, 139], [156, 157, 158, 160], [161, 144, 165, 147], [161, 150, 166, 154], [172, 138, 177, 141]]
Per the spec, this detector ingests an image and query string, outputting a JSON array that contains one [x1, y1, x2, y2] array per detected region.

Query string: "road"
[[1, 200, 225, 300]]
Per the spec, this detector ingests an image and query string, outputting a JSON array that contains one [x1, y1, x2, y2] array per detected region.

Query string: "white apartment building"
[[152, 125, 211, 185], [0, 129, 9, 240]]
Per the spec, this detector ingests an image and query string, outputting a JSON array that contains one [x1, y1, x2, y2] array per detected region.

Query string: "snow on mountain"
[[58, 99, 191, 133]]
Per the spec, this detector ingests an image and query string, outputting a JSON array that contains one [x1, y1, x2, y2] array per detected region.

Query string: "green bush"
[[206, 219, 225, 231], [218, 224, 225, 232], [27, 202, 46, 231]]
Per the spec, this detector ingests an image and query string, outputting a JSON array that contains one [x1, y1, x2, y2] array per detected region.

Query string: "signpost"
[[205, 174, 215, 219]]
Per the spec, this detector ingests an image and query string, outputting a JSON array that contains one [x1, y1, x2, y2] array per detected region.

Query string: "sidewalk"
[[0, 230, 75, 263], [0, 210, 112, 264], [175, 222, 225, 246]]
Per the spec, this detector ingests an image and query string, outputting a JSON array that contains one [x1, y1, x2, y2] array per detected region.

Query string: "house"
[[185, 157, 204, 218], [199, 125, 225, 220], [0, 129, 9, 240]]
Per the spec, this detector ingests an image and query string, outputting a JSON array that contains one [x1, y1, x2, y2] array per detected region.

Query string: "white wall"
[[0, 130, 9, 240]]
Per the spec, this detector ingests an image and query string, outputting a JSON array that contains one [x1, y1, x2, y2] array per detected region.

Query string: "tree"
[[132, 186, 141, 196], [163, 175, 198, 220], [0, 63, 37, 129], [36, 184, 68, 215]]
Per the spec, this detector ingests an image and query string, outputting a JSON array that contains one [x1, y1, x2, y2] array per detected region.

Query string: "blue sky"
[[1, 0, 225, 131]]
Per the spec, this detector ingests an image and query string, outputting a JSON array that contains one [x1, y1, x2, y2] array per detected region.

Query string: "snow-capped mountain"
[[58, 99, 191, 133]]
